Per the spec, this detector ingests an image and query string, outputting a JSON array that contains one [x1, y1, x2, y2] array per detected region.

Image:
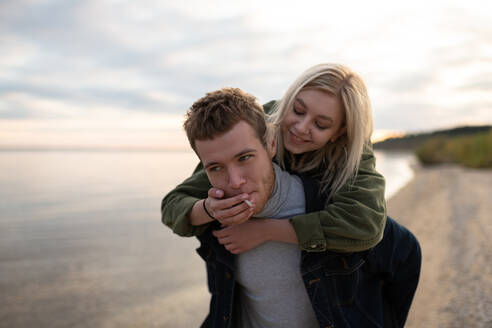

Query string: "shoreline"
[[374, 150, 416, 200], [386, 164, 492, 327]]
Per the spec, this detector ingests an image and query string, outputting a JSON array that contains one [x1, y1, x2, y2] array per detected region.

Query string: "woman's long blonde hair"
[[269, 63, 373, 198]]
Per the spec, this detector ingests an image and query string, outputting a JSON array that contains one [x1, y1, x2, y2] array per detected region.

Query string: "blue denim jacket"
[[196, 178, 421, 328]]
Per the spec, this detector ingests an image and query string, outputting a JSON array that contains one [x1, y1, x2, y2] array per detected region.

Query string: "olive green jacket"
[[161, 102, 387, 252]]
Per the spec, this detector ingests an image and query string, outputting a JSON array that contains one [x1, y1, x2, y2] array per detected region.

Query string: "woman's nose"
[[295, 118, 309, 135]]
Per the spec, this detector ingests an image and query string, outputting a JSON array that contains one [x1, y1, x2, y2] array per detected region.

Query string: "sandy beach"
[[388, 164, 492, 327]]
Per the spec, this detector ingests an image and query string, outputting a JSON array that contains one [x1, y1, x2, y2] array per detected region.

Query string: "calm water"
[[375, 150, 416, 200], [0, 150, 414, 328]]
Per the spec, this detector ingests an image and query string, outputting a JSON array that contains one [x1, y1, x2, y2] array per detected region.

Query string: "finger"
[[210, 193, 249, 212], [216, 201, 252, 220], [220, 207, 254, 225], [225, 244, 237, 253], [213, 232, 228, 243], [212, 227, 230, 238], [214, 232, 234, 246], [208, 188, 224, 199], [217, 237, 229, 245], [229, 247, 242, 254]]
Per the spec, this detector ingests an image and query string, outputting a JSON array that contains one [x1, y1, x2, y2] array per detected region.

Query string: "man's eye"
[[239, 155, 252, 162], [209, 166, 221, 172]]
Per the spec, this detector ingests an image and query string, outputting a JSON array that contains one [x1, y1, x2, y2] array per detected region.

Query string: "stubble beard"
[[253, 164, 275, 215]]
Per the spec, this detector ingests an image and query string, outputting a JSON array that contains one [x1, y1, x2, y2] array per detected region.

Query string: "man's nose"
[[228, 167, 246, 189]]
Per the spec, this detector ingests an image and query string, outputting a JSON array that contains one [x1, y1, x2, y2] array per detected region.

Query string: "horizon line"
[[0, 145, 194, 152]]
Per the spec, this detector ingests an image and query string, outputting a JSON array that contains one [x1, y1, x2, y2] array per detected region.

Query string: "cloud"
[[0, 0, 491, 148], [0, 0, 290, 119], [384, 72, 436, 93], [374, 97, 492, 133], [461, 79, 492, 92]]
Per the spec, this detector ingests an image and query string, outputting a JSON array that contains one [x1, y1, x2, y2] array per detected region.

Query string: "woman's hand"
[[205, 188, 255, 226], [212, 219, 269, 254], [213, 218, 299, 254]]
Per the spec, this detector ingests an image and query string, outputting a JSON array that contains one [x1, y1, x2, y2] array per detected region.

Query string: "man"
[[162, 88, 421, 328]]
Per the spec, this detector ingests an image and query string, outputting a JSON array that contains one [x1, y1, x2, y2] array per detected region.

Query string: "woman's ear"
[[330, 126, 347, 143]]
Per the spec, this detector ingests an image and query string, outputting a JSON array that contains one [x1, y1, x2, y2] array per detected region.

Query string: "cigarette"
[[244, 199, 253, 208]]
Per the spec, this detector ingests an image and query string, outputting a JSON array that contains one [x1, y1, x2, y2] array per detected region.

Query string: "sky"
[[1, 0, 491, 149]]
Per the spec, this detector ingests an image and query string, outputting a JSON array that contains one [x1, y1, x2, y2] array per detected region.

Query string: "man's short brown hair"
[[183, 87, 267, 153]]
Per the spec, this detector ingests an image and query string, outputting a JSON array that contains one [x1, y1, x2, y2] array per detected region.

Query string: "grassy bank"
[[416, 129, 492, 168]]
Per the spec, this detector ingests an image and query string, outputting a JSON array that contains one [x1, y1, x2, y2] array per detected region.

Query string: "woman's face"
[[282, 88, 346, 154]]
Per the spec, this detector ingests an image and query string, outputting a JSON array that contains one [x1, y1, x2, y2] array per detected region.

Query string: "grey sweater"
[[234, 164, 318, 328]]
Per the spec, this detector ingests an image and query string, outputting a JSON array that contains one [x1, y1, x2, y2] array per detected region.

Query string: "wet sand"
[[388, 165, 492, 327]]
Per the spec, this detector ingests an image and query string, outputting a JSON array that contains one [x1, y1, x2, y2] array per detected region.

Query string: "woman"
[[161, 63, 420, 327]]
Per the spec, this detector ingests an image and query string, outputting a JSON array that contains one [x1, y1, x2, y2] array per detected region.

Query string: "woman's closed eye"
[[293, 106, 304, 116], [315, 121, 329, 130]]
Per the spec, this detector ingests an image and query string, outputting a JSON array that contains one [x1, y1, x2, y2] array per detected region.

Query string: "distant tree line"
[[374, 125, 492, 151], [374, 125, 492, 168]]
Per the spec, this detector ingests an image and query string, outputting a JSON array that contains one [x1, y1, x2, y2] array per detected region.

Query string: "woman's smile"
[[288, 129, 309, 144]]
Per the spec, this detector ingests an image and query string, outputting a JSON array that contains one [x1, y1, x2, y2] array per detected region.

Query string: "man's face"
[[195, 121, 275, 215]]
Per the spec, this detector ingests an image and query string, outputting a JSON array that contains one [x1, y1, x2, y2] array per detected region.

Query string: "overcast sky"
[[1, 0, 491, 149]]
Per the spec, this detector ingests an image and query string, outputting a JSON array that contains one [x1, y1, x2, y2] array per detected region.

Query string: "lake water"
[[0, 150, 415, 327]]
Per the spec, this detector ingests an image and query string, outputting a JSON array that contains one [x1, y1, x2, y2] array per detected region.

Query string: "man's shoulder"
[[273, 163, 303, 187]]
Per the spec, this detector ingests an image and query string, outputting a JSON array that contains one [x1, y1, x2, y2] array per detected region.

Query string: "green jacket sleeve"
[[264, 100, 387, 252], [161, 164, 212, 237], [289, 142, 387, 252]]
